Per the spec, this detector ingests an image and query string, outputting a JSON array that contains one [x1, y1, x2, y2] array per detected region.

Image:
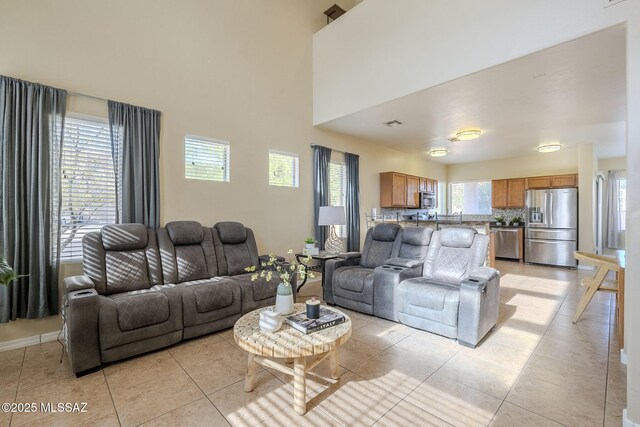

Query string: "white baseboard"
[[624, 409, 640, 427], [621, 348, 628, 365], [0, 330, 63, 352]]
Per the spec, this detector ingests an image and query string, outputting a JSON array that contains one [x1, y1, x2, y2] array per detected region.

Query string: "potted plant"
[[304, 237, 316, 251], [245, 250, 314, 315], [494, 216, 505, 226], [511, 216, 523, 226], [0, 257, 26, 323]]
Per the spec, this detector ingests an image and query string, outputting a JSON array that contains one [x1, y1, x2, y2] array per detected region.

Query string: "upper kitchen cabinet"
[[380, 172, 407, 207], [426, 179, 437, 194], [406, 175, 420, 208], [491, 178, 525, 208], [526, 174, 578, 189]]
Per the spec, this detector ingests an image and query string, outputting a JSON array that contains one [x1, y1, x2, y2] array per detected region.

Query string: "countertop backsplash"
[[374, 208, 525, 223]]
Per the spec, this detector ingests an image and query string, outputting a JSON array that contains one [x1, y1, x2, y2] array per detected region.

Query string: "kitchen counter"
[[490, 224, 524, 229]]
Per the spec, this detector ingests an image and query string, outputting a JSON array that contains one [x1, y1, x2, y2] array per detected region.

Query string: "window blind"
[[60, 117, 116, 261], [269, 151, 299, 187], [329, 162, 347, 238], [185, 135, 230, 182]]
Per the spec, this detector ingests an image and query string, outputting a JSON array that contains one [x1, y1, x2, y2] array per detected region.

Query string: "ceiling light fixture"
[[428, 148, 448, 157], [538, 143, 561, 153], [449, 129, 482, 142]]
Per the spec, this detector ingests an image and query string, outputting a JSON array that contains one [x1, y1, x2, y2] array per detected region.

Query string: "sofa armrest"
[[65, 289, 101, 374], [373, 264, 423, 321], [64, 275, 96, 293], [258, 254, 285, 264], [338, 252, 361, 260], [385, 257, 423, 269], [323, 256, 361, 304], [457, 269, 500, 348]]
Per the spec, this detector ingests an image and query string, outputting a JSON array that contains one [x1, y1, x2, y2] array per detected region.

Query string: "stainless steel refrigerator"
[[525, 188, 578, 267]]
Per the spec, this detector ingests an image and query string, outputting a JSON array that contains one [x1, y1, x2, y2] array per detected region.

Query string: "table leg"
[[329, 349, 340, 380], [293, 357, 307, 415], [244, 353, 257, 392], [296, 254, 309, 293]]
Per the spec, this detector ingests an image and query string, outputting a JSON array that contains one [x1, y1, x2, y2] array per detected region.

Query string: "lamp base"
[[324, 225, 343, 254]]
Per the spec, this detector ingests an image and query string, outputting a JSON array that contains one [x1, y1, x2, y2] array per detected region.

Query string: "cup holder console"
[[71, 289, 97, 299]]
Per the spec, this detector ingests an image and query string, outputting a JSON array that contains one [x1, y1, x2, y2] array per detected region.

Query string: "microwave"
[[419, 191, 436, 209]]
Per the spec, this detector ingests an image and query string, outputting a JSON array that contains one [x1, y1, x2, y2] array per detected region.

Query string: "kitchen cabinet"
[[426, 179, 437, 194], [380, 172, 407, 207], [419, 178, 427, 193], [406, 175, 420, 208], [491, 178, 526, 208], [526, 174, 577, 189]]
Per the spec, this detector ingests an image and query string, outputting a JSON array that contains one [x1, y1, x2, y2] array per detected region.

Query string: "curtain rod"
[[310, 143, 347, 155], [68, 90, 109, 103]]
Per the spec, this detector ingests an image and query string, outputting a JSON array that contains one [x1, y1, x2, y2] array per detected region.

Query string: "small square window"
[[269, 150, 299, 187], [185, 135, 230, 182]]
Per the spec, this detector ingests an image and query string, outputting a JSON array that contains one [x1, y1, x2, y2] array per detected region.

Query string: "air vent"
[[604, 0, 625, 7], [383, 120, 403, 127]]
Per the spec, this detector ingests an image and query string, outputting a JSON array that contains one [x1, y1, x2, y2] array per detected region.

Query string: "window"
[[269, 151, 299, 187], [60, 116, 116, 261], [618, 178, 626, 231], [329, 162, 347, 238], [185, 135, 230, 182], [450, 181, 492, 214]]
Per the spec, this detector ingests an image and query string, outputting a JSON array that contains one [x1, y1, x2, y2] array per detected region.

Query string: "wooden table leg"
[[244, 353, 257, 392], [329, 349, 340, 380], [293, 357, 306, 415]]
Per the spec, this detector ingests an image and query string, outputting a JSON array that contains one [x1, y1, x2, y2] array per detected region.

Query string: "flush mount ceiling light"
[[428, 148, 448, 157], [449, 129, 482, 142], [538, 143, 561, 153]]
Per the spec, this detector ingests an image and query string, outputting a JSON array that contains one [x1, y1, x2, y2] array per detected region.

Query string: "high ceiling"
[[317, 25, 626, 164]]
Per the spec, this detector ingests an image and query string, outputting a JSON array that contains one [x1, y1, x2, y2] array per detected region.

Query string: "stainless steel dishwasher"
[[494, 228, 520, 260]]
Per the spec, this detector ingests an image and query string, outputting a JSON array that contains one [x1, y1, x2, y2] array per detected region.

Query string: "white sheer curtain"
[[603, 170, 622, 249]]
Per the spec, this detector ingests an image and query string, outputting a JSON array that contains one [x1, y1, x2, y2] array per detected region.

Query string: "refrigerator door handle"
[[549, 191, 553, 227], [543, 191, 548, 227]]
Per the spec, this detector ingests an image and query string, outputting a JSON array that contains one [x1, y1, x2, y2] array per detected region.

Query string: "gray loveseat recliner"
[[64, 220, 292, 374], [396, 227, 499, 347]]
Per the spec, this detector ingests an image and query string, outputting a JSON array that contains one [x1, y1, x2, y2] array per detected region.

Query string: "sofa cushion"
[[105, 250, 150, 293], [360, 240, 395, 268], [223, 244, 254, 276], [112, 292, 170, 331], [431, 247, 472, 283], [402, 227, 433, 246], [191, 282, 235, 312], [175, 245, 209, 282], [371, 223, 401, 242], [101, 224, 148, 251], [166, 221, 204, 245], [215, 221, 248, 244], [335, 267, 373, 293], [440, 227, 476, 248], [398, 278, 460, 327]]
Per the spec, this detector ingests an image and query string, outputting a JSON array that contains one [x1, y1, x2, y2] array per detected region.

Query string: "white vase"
[[275, 283, 294, 315], [305, 243, 315, 250]]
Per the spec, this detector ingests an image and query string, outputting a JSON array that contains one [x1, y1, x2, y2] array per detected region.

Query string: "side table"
[[295, 252, 338, 293]]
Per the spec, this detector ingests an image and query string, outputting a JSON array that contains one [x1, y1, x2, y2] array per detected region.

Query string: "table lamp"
[[318, 206, 345, 254]]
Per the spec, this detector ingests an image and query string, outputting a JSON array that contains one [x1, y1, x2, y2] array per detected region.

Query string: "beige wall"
[[598, 156, 627, 172]]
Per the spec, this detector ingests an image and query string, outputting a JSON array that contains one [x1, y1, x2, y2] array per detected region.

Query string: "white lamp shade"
[[318, 206, 346, 226]]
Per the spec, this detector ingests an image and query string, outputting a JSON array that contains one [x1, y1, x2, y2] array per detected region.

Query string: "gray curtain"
[[313, 145, 332, 250], [108, 101, 161, 228], [345, 152, 360, 252], [0, 76, 66, 322], [603, 170, 621, 249]]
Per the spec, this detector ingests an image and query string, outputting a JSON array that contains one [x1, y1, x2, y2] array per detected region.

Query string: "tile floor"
[[0, 261, 626, 426]]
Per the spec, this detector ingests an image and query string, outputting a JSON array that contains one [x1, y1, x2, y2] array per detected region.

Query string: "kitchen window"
[[449, 181, 492, 214]]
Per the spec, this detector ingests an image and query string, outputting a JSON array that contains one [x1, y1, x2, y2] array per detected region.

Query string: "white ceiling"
[[317, 25, 627, 164]]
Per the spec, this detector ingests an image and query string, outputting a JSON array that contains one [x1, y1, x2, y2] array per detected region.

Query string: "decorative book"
[[285, 307, 345, 334]]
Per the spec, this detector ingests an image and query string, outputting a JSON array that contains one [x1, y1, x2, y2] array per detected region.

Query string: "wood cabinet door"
[[392, 173, 407, 206], [552, 174, 577, 188], [507, 178, 526, 207], [426, 179, 437, 194], [491, 180, 508, 208], [406, 175, 420, 207], [419, 178, 427, 193], [526, 176, 552, 189]]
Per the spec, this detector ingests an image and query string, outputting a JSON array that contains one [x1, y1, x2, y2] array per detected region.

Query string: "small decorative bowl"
[[259, 308, 283, 332]]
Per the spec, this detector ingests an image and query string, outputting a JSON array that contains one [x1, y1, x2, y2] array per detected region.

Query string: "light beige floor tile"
[[382, 330, 459, 366], [534, 335, 609, 368], [12, 371, 118, 427], [435, 353, 522, 399], [606, 358, 627, 405], [208, 370, 292, 427], [0, 347, 24, 395], [351, 321, 414, 352], [267, 359, 348, 402], [404, 374, 502, 427], [314, 371, 402, 427], [103, 350, 182, 391], [109, 366, 204, 427], [18, 342, 74, 391], [489, 402, 563, 427], [0, 391, 15, 427], [254, 402, 344, 427], [140, 397, 229, 427], [506, 373, 605, 426], [457, 340, 532, 372], [373, 400, 452, 427], [604, 401, 624, 427], [337, 336, 384, 372], [170, 338, 254, 395]]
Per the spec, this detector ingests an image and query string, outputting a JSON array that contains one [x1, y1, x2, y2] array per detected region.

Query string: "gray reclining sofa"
[[64, 220, 291, 374], [325, 224, 499, 347]]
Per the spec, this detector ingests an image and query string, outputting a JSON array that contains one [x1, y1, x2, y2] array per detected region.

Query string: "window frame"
[[184, 134, 231, 182], [268, 149, 300, 188]]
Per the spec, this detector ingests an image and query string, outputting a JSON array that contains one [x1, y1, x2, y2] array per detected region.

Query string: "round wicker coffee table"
[[234, 303, 351, 415]]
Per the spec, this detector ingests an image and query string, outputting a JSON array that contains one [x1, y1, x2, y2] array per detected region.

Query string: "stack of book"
[[285, 308, 345, 334]]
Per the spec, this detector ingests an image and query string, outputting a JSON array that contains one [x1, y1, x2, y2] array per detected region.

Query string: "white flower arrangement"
[[245, 250, 314, 287]]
